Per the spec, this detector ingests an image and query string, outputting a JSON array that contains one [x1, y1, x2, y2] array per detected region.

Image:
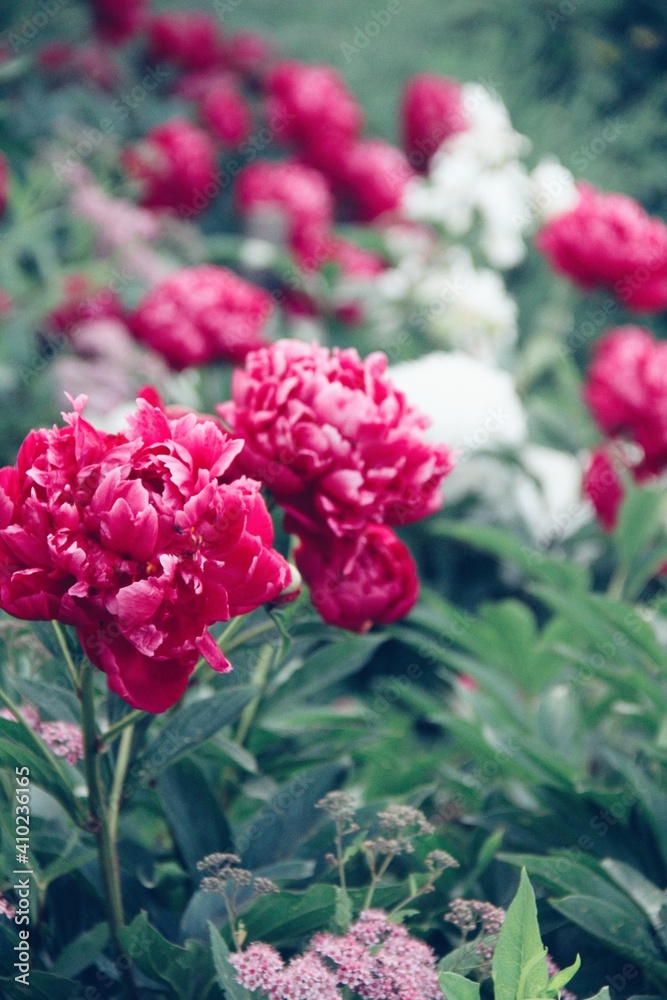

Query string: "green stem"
[[108, 725, 134, 842], [234, 643, 274, 747], [101, 709, 145, 746], [80, 661, 137, 1000], [363, 854, 394, 910], [607, 567, 628, 600], [51, 621, 80, 692]]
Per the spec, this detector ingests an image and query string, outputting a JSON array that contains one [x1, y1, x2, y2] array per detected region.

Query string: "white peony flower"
[[516, 444, 587, 544], [530, 158, 580, 223]]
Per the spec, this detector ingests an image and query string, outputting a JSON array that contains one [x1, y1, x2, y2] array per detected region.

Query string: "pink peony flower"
[[265, 60, 363, 173], [219, 340, 453, 538], [199, 84, 253, 148], [0, 395, 291, 712], [337, 139, 416, 221], [130, 266, 273, 370], [88, 0, 147, 44], [583, 326, 667, 477], [582, 448, 625, 532], [296, 525, 419, 632], [236, 159, 334, 267], [44, 277, 124, 338], [536, 183, 667, 311], [122, 119, 218, 216], [148, 13, 225, 73], [401, 74, 468, 170]]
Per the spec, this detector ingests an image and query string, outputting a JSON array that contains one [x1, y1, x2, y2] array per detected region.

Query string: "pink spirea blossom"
[[200, 85, 253, 148], [338, 139, 416, 222], [266, 60, 363, 173], [122, 119, 218, 216], [401, 74, 467, 170], [296, 525, 419, 632], [148, 13, 224, 73], [536, 183, 667, 311], [236, 159, 334, 268], [130, 266, 273, 369], [88, 0, 146, 44], [0, 396, 291, 712], [0, 705, 84, 765], [219, 340, 453, 539], [583, 326, 667, 477], [230, 909, 442, 1000]]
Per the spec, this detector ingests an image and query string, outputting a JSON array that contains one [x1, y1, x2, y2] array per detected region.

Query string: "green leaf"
[[615, 483, 665, 576], [550, 895, 667, 975], [158, 758, 234, 876], [52, 922, 109, 978], [439, 971, 482, 1000], [209, 923, 246, 1000], [119, 911, 215, 999], [271, 634, 385, 702], [545, 954, 580, 996], [492, 869, 548, 1000], [0, 971, 82, 999], [242, 884, 337, 945], [334, 886, 352, 930], [0, 718, 83, 823], [600, 859, 667, 934], [134, 686, 255, 783]]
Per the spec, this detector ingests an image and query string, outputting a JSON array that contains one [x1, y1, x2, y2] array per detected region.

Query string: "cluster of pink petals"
[[230, 910, 442, 1000], [236, 160, 334, 267], [536, 183, 667, 312], [44, 276, 124, 339], [199, 84, 253, 148], [147, 12, 225, 72], [122, 119, 218, 216], [266, 60, 364, 175], [401, 74, 468, 170], [336, 139, 415, 222], [0, 395, 291, 712], [0, 893, 16, 920], [582, 326, 667, 531], [130, 265, 273, 370], [221, 341, 452, 630], [0, 704, 83, 765], [88, 0, 147, 44]]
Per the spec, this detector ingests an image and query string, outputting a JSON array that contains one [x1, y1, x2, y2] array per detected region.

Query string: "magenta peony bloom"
[[88, 0, 147, 44], [265, 60, 363, 173], [147, 13, 225, 72], [227, 32, 272, 78], [122, 119, 218, 216], [236, 159, 334, 267], [338, 139, 416, 221], [0, 395, 291, 712], [401, 73, 468, 170], [584, 326, 667, 477], [130, 266, 273, 370], [296, 524, 419, 632], [582, 446, 625, 531], [536, 183, 667, 311], [200, 85, 253, 148], [219, 340, 453, 538]]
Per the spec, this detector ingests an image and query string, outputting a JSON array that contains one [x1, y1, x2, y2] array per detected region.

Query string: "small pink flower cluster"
[[0, 395, 291, 712], [582, 326, 667, 530], [536, 183, 667, 312], [230, 909, 443, 1000], [0, 704, 83, 764], [0, 893, 16, 920], [221, 340, 453, 631], [88, 0, 147, 45]]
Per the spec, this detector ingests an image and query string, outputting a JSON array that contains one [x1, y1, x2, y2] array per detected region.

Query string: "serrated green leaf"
[[242, 885, 337, 945], [52, 921, 109, 978], [493, 869, 548, 1000]]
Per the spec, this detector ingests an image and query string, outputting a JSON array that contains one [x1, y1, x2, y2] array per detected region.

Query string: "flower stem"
[[108, 725, 134, 842], [51, 620, 81, 693], [80, 660, 138, 1000], [234, 643, 274, 747], [101, 709, 145, 746]]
